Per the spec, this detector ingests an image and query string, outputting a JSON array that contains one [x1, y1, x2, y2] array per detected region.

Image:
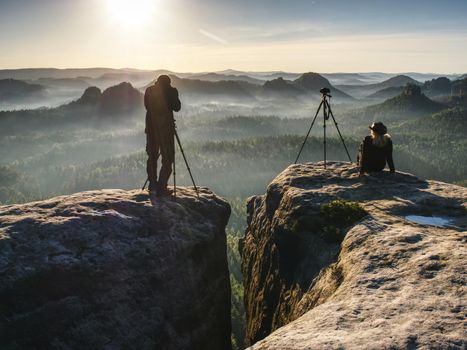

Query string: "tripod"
[[173, 127, 200, 199], [294, 89, 352, 168], [142, 124, 200, 199]]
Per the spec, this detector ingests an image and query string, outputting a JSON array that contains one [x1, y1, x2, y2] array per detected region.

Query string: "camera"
[[320, 87, 331, 95]]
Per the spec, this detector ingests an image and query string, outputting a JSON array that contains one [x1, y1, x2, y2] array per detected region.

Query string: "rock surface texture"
[[0, 188, 231, 350], [241, 162, 466, 349]]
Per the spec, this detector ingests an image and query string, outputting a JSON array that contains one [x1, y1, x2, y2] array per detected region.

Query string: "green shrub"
[[320, 199, 367, 226], [292, 199, 367, 243], [320, 199, 367, 243]]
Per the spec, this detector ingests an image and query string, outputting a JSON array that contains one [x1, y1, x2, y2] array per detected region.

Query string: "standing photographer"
[[144, 75, 181, 196]]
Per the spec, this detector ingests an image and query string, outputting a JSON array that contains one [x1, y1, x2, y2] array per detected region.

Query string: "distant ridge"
[[262, 77, 302, 96], [366, 86, 403, 100], [0, 68, 462, 85], [0, 68, 120, 80], [364, 84, 446, 119], [262, 72, 354, 100], [187, 72, 264, 85], [141, 72, 353, 101], [368, 76, 467, 101], [215, 69, 302, 81], [378, 75, 422, 88], [337, 75, 421, 99], [35, 78, 90, 90], [0, 79, 46, 102], [145, 75, 258, 100], [322, 73, 370, 85]]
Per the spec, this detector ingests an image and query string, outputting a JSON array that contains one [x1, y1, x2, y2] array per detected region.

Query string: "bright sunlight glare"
[[106, 0, 155, 28]]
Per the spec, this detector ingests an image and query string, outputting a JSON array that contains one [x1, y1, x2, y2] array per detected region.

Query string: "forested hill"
[[144, 75, 258, 100], [0, 79, 46, 102], [143, 72, 354, 101], [363, 84, 446, 120], [0, 82, 143, 135], [336, 74, 421, 98]]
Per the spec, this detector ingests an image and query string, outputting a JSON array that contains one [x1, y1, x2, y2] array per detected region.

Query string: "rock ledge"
[[242, 162, 466, 349], [0, 187, 231, 350]]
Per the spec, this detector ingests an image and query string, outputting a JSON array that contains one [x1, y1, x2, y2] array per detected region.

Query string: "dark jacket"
[[144, 82, 181, 136], [358, 135, 395, 173]]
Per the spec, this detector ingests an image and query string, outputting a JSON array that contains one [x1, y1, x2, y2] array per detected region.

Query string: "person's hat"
[[369, 122, 387, 135], [157, 74, 171, 85]]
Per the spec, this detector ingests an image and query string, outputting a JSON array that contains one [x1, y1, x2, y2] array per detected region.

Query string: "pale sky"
[[1, 0, 466, 73]]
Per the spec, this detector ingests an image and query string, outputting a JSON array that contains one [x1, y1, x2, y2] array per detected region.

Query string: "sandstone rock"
[[241, 162, 466, 349], [0, 188, 231, 350]]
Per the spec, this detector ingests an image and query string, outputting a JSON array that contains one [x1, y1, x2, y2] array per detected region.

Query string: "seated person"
[[357, 122, 395, 175]]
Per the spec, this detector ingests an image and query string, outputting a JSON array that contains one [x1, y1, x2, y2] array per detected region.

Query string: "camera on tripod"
[[319, 87, 331, 96], [294, 87, 352, 168]]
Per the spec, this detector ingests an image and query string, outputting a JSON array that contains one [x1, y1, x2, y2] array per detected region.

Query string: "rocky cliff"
[[0, 188, 232, 350], [241, 162, 466, 349]]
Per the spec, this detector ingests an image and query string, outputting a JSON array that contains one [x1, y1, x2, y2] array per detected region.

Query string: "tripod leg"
[[173, 137, 176, 199], [323, 102, 327, 169], [142, 178, 149, 191], [325, 100, 353, 163], [174, 130, 200, 199], [294, 100, 324, 164]]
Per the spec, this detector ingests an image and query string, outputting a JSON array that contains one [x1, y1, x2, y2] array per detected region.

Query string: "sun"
[[106, 0, 155, 28]]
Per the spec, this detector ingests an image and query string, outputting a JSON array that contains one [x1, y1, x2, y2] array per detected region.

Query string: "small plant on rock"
[[320, 199, 367, 243]]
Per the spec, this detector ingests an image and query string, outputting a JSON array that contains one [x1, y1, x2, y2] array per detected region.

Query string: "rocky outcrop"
[[75, 86, 102, 105], [0, 188, 231, 350], [422, 77, 452, 97], [241, 162, 466, 349], [364, 83, 446, 119], [100, 82, 143, 115]]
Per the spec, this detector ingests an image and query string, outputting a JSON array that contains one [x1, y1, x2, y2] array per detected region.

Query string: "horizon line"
[[0, 67, 465, 76]]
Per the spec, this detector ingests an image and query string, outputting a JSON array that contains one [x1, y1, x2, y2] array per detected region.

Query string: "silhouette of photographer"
[[357, 122, 395, 175], [144, 75, 181, 196]]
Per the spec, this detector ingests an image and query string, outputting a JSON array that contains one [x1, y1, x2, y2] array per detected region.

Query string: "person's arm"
[[144, 89, 149, 134], [169, 88, 181, 112], [357, 141, 363, 175], [144, 88, 150, 110], [387, 140, 395, 173], [145, 113, 152, 134]]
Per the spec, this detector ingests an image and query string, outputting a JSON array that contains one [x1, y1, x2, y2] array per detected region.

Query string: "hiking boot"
[[156, 185, 172, 197], [148, 182, 157, 194]]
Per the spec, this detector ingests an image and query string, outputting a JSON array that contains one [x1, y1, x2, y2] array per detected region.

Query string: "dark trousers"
[[146, 130, 174, 190]]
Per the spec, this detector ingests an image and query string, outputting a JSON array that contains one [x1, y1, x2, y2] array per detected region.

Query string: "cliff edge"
[[241, 162, 466, 349], [0, 188, 231, 350]]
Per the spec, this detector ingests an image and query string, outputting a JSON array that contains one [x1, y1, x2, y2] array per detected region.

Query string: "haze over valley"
[[1, 1, 466, 348], [1, 66, 466, 348]]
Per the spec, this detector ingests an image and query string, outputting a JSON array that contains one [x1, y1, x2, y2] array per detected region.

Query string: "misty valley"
[[1, 68, 466, 349]]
